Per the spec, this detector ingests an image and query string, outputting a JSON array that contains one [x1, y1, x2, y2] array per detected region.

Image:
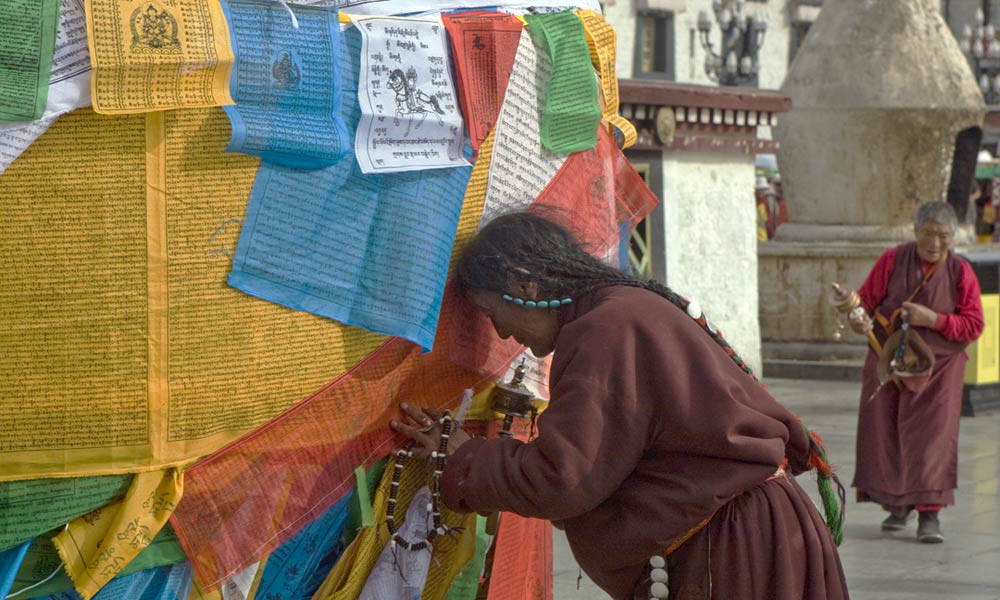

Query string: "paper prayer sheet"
[[221, 562, 260, 600], [353, 15, 468, 173], [84, 0, 234, 114], [0, 0, 94, 175], [0, 0, 60, 122], [481, 30, 567, 223], [442, 11, 523, 153], [220, 0, 350, 169], [358, 486, 434, 600], [523, 11, 601, 153], [229, 27, 471, 350]]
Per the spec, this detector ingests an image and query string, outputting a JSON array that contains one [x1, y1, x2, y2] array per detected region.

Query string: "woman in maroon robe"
[[847, 201, 983, 543], [392, 212, 849, 599]]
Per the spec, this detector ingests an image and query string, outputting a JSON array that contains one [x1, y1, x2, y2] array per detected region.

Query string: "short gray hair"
[[914, 201, 958, 232]]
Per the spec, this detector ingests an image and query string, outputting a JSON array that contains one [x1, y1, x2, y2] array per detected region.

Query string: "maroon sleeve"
[[440, 374, 648, 521], [932, 260, 984, 343], [857, 247, 897, 314]]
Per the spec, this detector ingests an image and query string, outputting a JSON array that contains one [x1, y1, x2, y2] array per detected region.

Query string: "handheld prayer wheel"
[[827, 282, 881, 353], [489, 362, 537, 438]]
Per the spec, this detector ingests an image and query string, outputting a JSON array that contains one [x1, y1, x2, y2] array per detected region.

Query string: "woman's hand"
[[901, 302, 938, 328], [390, 403, 471, 460], [847, 307, 873, 334]]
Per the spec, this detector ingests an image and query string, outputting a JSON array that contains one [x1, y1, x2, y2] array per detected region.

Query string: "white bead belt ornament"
[[648, 555, 669, 598]]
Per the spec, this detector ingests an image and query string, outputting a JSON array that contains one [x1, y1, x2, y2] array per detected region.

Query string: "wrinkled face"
[[468, 289, 560, 357], [914, 221, 954, 263]]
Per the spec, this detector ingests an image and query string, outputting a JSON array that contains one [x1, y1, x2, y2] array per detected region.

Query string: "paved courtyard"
[[552, 378, 1000, 599]]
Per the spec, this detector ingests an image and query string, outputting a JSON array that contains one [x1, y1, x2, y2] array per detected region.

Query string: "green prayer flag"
[[343, 458, 387, 546], [0, 475, 132, 552], [0, 0, 61, 121], [524, 11, 601, 154]]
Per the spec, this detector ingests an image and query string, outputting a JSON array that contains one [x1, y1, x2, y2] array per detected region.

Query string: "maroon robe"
[[441, 286, 847, 600], [854, 243, 978, 509]]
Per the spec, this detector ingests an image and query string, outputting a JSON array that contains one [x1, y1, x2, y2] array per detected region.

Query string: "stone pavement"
[[552, 378, 1000, 599]]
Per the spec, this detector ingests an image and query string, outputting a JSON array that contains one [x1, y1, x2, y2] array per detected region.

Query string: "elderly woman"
[[392, 212, 849, 599], [847, 201, 983, 543]]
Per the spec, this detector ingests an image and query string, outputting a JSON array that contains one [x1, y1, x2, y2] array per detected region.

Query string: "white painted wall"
[[660, 152, 762, 374], [604, 0, 794, 90]]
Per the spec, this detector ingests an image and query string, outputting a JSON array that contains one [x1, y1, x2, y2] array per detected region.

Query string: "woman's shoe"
[[917, 511, 944, 543], [880, 510, 911, 531]]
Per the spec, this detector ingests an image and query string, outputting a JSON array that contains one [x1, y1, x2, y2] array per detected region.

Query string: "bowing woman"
[[392, 212, 849, 600]]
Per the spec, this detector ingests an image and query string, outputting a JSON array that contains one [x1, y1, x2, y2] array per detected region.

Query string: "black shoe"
[[917, 511, 944, 543], [881, 512, 910, 531]]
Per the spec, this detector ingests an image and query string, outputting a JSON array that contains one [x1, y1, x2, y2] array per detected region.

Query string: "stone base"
[[758, 239, 889, 343], [762, 340, 866, 381], [962, 383, 1000, 417]]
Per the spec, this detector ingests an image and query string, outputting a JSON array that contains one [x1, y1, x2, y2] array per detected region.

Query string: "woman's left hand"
[[390, 403, 470, 460], [901, 301, 938, 328]]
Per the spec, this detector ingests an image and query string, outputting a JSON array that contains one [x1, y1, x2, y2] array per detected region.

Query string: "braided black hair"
[[455, 211, 755, 376]]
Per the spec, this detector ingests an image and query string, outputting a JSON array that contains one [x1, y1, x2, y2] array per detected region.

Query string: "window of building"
[[634, 11, 675, 80], [623, 151, 666, 283]]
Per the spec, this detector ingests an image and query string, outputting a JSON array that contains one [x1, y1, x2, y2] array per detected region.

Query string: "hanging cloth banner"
[[0, 0, 59, 122], [220, 0, 351, 169], [522, 11, 601, 154], [35, 562, 194, 600], [0, 0, 92, 175], [352, 15, 469, 174], [171, 118, 514, 592], [83, 0, 235, 114], [0, 541, 30, 599], [52, 469, 182, 600], [444, 515, 490, 600], [227, 26, 472, 351], [311, 457, 478, 600], [252, 491, 353, 600], [9, 524, 186, 599], [441, 11, 523, 153], [485, 515, 553, 600], [576, 10, 637, 149], [0, 475, 131, 552]]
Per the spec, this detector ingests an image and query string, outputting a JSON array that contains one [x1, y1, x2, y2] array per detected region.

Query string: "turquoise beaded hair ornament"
[[501, 294, 572, 308]]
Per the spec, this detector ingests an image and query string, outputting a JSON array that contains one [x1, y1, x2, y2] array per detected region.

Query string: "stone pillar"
[[760, 0, 985, 372]]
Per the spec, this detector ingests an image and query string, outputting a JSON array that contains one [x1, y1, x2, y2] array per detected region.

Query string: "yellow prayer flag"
[[53, 469, 183, 600], [85, 0, 235, 114]]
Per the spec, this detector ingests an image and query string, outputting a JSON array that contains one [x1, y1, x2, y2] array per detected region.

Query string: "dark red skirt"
[[638, 475, 849, 599]]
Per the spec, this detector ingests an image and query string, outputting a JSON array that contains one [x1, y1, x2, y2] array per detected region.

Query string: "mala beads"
[[385, 411, 460, 551]]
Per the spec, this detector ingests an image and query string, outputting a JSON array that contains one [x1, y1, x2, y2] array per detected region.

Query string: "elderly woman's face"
[[468, 289, 560, 357], [914, 221, 954, 263]]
